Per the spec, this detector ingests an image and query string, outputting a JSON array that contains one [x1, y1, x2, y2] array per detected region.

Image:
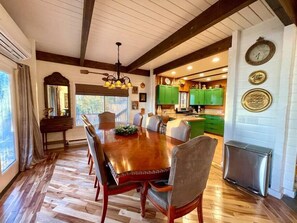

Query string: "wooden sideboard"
[[40, 117, 73, 150]]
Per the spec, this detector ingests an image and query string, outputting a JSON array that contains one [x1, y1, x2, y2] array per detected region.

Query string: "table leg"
[[141, 181, 149, 217], [45, 133, 48, 151], [63, 131, 66, 148]]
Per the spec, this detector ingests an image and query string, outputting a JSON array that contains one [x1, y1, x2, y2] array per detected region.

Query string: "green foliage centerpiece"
[[115, 125, 138, 136]]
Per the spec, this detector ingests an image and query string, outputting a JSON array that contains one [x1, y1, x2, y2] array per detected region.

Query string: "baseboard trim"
[[0, 172, 20, 200], [268, 188, 283, 199]]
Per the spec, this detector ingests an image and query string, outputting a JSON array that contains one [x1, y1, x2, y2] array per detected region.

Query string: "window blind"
[[75, 84, 129, 97]]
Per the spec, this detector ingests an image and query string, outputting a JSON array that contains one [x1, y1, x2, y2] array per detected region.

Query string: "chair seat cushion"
[[148, 188, 169, 210]]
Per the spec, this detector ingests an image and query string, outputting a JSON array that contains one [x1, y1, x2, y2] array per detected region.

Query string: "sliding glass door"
[[0, 65, 18, 193]]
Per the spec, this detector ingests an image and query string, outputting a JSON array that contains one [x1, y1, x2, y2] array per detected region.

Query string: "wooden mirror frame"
[[44, 72, 71, 117]]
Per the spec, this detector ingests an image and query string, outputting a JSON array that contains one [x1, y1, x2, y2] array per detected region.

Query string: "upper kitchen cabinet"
[[190, 89, 205, 105], [156, 85, 179, 105], [205, 88, 223, 105]]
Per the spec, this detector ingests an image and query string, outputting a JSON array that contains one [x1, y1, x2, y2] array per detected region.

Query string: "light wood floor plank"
[[0, 144, 296, 223]]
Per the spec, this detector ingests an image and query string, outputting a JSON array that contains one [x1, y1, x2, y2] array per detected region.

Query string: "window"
[[0, 71, 16, 172], [75, 84, 129, 126]]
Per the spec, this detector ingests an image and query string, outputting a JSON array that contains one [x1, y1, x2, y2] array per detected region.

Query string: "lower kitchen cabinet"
[[186, 120, 205, 139], [200, 115, 224, 136]]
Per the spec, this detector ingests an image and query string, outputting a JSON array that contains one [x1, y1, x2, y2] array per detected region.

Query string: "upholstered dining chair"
[[160, 114, 170, 134], [81, 115, 95, 175], [85, 124, 141, 223], [146, 115, 161, 132], [98, 112, 115, 123], [165, 120, 191, 142], [133, 113, 143, 126], [141, 135, 218, 223], [147, 112, 154, 117]]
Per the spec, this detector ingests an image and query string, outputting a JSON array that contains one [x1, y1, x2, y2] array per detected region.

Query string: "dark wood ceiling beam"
[[36, 51, 150, 76], [80, 0, 95, 66], [126, 0, 256, 72], [153, 37, 232, 75], [265, 0, 296, 25]]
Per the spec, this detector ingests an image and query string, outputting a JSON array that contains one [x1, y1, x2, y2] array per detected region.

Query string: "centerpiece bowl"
[[114, 125, 138, 136]]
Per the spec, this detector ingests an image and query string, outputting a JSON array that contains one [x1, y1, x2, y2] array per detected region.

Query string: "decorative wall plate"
[[248, 70, 267, 85], [140, 82, 145, 88], [241, 88, 272, 112]]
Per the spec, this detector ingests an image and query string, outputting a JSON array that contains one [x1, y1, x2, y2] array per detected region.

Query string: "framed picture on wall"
[[139, 93, 147, 102], [132, 86, 138, 94], [132, 101, 139, 110]]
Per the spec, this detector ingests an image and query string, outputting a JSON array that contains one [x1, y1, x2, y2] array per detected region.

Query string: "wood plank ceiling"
[[0, 0, 293, 80]]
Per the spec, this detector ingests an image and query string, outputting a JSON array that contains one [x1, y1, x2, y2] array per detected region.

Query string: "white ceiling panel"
[[1, 0, 83, 57], [0, 0, 277, 73]]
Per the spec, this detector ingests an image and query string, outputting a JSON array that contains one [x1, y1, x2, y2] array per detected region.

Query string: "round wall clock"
[[165, 78, 171, 85], [248, 70, 267, 85], [245, 37, 276, 66]]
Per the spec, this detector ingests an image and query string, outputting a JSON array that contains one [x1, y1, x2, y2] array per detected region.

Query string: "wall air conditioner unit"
[[0, 4, 31, 62]]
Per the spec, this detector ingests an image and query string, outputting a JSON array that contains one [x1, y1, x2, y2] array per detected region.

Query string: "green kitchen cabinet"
[[156, 85, 179, 105], [204, 88, 223, 105], [200, 115, 224, 136], [187, 120, 205, 138], [189, 89, 205, 105]]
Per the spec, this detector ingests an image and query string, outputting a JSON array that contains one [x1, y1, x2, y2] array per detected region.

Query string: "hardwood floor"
[[1, 145, 297, 223]]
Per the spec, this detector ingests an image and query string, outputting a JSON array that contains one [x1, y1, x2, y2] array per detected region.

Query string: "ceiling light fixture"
[[171, 71, 176, 75], [206, 77, 211, 81], [199, 73, 204, 77], [103, 42, 132, 89], [222, 67, 228, 72], [222, 75, 227, 78], [187, 65, 193, 70], [183, 77, 188, 80], [212, 57, 220, 63]]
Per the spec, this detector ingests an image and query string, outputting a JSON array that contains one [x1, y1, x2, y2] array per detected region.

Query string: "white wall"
[[36, 61, 151, 146], [226, 17, 297, 198], [283, 25, 297, 197]]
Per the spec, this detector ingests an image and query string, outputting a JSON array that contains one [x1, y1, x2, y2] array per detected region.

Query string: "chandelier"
[[103, 42, 133, 89]]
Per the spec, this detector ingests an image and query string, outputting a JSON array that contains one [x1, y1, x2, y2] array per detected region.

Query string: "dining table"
[[95, 122, 184, 185]]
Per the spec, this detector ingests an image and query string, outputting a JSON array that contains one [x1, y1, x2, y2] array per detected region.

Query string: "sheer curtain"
[[17, 64, 44, 171]]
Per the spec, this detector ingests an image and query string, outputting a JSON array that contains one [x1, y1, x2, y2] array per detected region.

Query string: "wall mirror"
[[44, 72, 71, 117]]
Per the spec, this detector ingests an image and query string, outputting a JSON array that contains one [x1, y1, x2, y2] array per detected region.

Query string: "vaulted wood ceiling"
[[0, 0, 295, 78]]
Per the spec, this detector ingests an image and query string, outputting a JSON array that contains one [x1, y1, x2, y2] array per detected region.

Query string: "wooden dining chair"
[[98, 112, 115, 123], [166, 120, 191, 142], [133, 113, 143, 126], [141, 135, 218, 223], [85, 125, 141, 223], [146, 115, 161, 132]]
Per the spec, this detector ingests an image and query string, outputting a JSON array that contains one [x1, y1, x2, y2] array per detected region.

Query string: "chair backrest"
[[85, 125, 108, 185], [133, 113, 143, 126], [147, 112, 154, 117], [98, 112, 115, 123], [161, 114, 170, 125], [81, 114, 91, 125], [166, 120, 191, 142], [146, 115, 161, 132], [167, 135, 217, 208]]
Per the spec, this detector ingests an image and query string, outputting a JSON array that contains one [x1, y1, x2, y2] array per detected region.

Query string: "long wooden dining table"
[[96, 122, 183, 185]]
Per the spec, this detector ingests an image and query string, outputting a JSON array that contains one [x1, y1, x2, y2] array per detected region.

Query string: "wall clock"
[[245, 37, 275, 66]]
